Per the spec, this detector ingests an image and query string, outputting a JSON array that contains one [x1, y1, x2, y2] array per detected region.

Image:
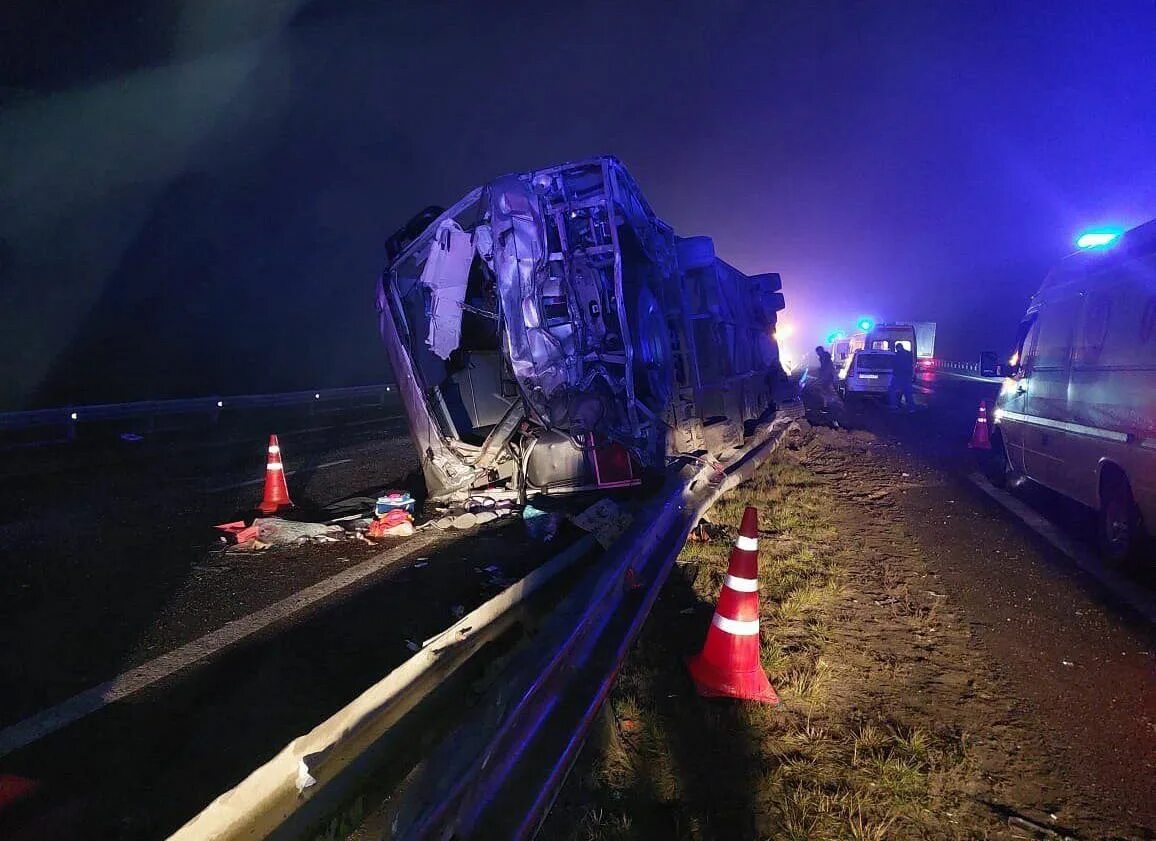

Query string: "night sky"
[[2, 1, 1154, 410]]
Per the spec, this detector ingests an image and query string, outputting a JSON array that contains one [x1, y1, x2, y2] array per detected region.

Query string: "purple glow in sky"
[[1, 0, 1154, 408]]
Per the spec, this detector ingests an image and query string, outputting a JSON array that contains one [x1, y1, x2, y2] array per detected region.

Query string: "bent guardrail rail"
[[168, 534, 601, 841], [169, 404, 802, 841], [390, 408, 801, 839]]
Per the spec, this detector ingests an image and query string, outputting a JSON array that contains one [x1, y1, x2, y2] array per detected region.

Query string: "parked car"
[[839, 349, 895, 399], [985, 218, 1156, 562]]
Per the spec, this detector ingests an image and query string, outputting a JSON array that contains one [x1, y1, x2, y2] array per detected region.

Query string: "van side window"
[[1033, 297, 1081, 370], [1011, 315, 1038, 370], [1079, 292, 1111, 365]]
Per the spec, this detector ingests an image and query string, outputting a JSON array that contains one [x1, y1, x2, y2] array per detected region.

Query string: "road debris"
[[254, 517, 345, 546], [523, 503, 562, 542], [570, 499, 634, 549], [228, 539, 271, 553], [375, 491, 416, 516], [430, 493, 519, 530], [214, 520, 259, 544], [1007, 814, 1077, 840], [368, 508, 415, 538]]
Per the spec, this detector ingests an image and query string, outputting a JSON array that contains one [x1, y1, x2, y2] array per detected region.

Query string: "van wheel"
[[1098, 469, 1141, 563], [982, 431, 1011, 488]]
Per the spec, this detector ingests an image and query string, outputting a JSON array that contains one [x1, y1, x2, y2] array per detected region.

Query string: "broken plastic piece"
[[215, 520, 259, 544]]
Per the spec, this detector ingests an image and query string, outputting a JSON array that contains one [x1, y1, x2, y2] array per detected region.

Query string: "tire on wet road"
[[1097, 466, 1144, 565]]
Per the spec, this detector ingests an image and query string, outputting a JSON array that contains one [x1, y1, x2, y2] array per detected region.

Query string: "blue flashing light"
[[826, 330, 846, 344], [1075, 228, 1123, 250], [856, 317, 874, 332]]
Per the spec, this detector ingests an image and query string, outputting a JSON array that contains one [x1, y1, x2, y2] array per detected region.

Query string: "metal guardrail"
[[169, 405, 802, 841], [0, 384, 399, 438], [392, 408, 802, 839]]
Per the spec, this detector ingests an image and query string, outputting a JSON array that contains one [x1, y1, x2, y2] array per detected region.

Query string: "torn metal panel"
[[421, 219, 475, 360]]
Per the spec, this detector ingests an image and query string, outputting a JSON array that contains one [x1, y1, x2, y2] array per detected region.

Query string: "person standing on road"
[[889, 343, 916, 412], [816, 346, 836, 391], [813, 345, 843, 428]]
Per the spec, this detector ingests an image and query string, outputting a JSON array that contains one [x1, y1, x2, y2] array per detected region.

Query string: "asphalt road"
[[0, 410, 420, 724]]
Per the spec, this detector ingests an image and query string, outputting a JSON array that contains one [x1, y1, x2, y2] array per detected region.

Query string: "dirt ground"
[[543, 421, 1155, 841]]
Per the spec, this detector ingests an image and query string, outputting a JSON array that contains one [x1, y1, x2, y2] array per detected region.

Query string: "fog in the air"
[[2, 0, 1153, 409]]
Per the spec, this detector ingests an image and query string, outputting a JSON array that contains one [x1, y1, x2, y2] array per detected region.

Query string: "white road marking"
[[968, 472, 1156, 624], [0, 530, 442, 759], [207, 459, 352, 492]]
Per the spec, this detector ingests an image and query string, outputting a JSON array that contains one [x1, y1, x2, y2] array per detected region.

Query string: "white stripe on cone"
[[735, 535, 758, 551], [267, 463, 284, 471], [723, 574, 758, 593], [268, 445, 281, 454], [712, 614, 759, 636]]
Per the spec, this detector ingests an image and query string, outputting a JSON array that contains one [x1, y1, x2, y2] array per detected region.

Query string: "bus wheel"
[[1098, 468, 1141, 563]]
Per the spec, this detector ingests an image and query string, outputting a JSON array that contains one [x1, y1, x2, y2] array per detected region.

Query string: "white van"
[[987, 218, 1156, 561]]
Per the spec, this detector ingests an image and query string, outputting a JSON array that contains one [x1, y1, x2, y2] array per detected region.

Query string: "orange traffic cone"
[[687, 506, 780, 704], [257, 434, 294, 513], [968, 401, 991, 449]]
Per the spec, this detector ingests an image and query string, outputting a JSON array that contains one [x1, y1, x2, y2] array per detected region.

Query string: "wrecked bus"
[[376, 156, 786, 500]]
